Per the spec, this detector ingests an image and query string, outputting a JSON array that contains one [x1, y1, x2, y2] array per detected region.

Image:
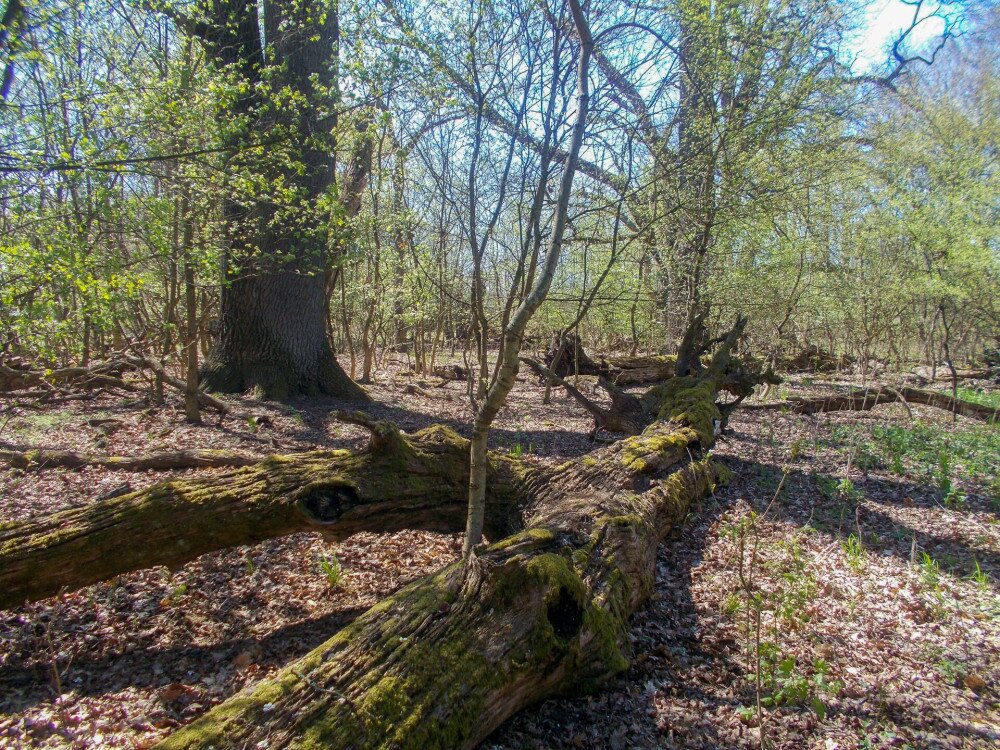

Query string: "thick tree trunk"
[[168, 0, 369, 403], [154, 372, 728, 750], [201, 274, 367, 400], [3, 322, 747, 749]]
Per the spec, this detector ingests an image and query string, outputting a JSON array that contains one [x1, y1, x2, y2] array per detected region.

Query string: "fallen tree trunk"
[[524, 335, 778, 437], [912, 366, 992, 383], [0, 359, 139, 393], [0, 414, 523, 610], [155, 394, 728, 747], [150, 320, 745, 750], [4, 320, 745, 749], [0, 444, 260, 472], [744, 386, 998, 422], [540, 335, 679, 385], [124, 355, 232, 415]]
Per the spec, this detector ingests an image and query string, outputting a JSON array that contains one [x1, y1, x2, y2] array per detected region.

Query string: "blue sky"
[[855, 0, 952, 69]]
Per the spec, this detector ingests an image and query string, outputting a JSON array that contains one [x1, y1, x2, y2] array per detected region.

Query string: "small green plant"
[[758, 648, 842, 720], [944, 485, 966, 509], [318, 553, 343, 588], [970, 560, 990, 591], [722, 591, 742, 617], [888, 450, 905, 475], [955, 386, 1000, 409], [162, 581, 189, 606], [936, 450, 953, 495], [842, 534, 865, 573], [789, 438, 805, 460], [872, 423, 999, 484], [817, 474, 839, 501], [919, 552, 941, 590], [246, 414, 260, 434], [837, 477, 858, 501]]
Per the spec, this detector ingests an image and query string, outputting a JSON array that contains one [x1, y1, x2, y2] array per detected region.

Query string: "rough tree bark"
[[0, 414, 524, 610], [154, 0, 367, 400], [0, 445, 259, 473], [0, 320, 752, 750]]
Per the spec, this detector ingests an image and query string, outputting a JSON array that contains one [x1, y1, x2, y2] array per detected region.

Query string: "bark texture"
[[3, 322, 748, 749], [0, 445, 259, 472], [154, 361, 730, 750], [524, 320, 778, 436], [201, 274, 367, 400], [164, 0, 367, 402]]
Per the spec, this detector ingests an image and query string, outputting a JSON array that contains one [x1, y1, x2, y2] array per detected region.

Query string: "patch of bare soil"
[[1, 366, 997, 749]]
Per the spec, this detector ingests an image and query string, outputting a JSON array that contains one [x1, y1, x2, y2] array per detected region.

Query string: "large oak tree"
[[157, 0, 368, 399]]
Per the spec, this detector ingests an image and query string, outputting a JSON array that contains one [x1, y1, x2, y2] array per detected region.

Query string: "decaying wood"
[[0, 444, 260, 472], [124, 355, 232, 415], [1, 355, 234, 418], [521, 359, 648, 435], [151, 324, 738, 750], [525, 316, 779, 437], [1, 318, 747, 749], [432, 364, 470, 381], [911, 366, 992, 383], [404, 383, 451, 400], [745, 385, 998, 422], [540, 334, 679, 385], [0, 419, 523, 610], [779, 344, 853, 373], [543, 331, 604, 376]]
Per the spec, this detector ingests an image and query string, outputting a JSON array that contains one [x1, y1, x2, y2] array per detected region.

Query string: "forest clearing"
[[1, 0, 998, 748]]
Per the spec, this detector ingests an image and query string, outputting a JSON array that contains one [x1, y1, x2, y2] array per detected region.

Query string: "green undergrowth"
[[954, 386, 1000, 409], [827, 420, 999, 503]]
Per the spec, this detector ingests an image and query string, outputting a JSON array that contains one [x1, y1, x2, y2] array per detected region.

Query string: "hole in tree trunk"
[[296, 483, 359, 524], [547, 587, 584, 641]]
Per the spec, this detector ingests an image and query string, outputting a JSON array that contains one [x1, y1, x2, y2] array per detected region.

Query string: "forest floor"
[[0, 361, 998, 749]]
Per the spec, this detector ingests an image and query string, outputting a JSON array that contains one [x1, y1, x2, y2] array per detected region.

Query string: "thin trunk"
[[464, 0, 593, 556]]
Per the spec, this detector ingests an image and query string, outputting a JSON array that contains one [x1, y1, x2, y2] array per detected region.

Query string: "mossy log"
[[0, 418, 523, 610], [0, 445, 260, 472], [523, 320, 777, 437], [745, 386, 998, 422], [4, 322, 744, 749], [152, 325, 742, 750]]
